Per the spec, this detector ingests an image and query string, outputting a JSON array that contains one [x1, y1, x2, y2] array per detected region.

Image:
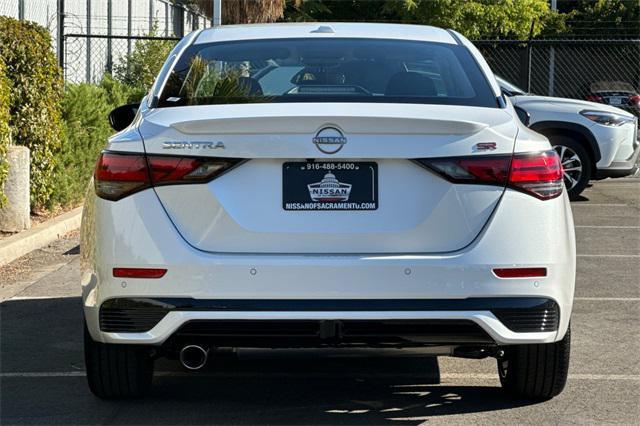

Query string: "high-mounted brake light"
[[417, 149, 563, 200], [113, 268, 167, 278], [94, 152, 243, 201]]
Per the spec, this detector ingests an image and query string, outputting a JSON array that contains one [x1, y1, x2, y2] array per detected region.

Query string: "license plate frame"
[[282, 161, 378, 211]]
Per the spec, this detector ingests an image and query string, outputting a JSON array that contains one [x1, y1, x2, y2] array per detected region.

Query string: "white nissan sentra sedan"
[[81, 23, 575, 400]]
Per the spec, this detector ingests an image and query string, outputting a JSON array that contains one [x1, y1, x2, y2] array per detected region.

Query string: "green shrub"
[[48, 73, 145, 209], [0, 16, 63, 209], [0, 57, 10, 207], [113, 29, 176, 99], [49, 83, 115, 208], [100, 73, 144, 106]]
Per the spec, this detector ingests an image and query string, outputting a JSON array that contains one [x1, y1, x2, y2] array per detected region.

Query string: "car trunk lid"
[[138, 103, 517, 254]]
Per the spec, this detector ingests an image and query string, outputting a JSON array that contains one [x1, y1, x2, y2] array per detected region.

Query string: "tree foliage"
[[286, 0, 636, 39], [286, 0, 561, 39], [558, 0, 640, 37], [0, 16, 63, 209], [386, 0, 557, 39]]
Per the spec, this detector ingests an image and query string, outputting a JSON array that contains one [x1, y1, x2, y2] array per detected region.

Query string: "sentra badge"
[[307, 172, 352, 202], [162, 141, 225, 150]]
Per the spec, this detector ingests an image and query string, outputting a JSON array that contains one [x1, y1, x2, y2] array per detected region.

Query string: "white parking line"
[[7, 295, 79, 301], [587, 181, 640, 186], [423, 373, 640, 381], [1, 371, 638, 381], [577, 254, 640, 258], [575, 225, 640, 229], [571, 203, 629, 207], [575, 297, 640, 301]]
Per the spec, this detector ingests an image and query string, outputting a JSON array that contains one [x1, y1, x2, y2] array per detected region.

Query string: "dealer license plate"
[[283, 162, 378, 211]]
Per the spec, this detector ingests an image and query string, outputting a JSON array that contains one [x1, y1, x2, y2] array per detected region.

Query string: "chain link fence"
[[0, 0, 208, 73], [475, 39, 640, 117], [64, 33, 179, 83]]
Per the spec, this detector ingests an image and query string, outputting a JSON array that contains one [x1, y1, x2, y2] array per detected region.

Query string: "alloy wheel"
[[553, 144, 583, 191]]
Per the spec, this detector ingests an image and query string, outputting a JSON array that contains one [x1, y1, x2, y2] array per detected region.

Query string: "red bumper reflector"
[[493, 268, 547, 278], [113, 268, 167, 279]]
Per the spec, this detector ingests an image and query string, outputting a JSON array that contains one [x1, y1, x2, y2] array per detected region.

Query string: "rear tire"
[[497, 325, 570, 400], [84, 322, 154, 399], [549, 136, 592, 200]]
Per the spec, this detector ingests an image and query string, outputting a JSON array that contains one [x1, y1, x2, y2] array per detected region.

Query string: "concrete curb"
[[0, 206, 83, 267]]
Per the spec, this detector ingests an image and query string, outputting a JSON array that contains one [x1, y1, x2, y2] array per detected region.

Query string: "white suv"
[[81, 23, 575, 400], [498, 77, 639, 198]]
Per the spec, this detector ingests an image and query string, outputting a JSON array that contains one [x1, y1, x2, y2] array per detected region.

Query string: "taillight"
[[420, 157, 510, 184], [508, 151, 563, 200], [94, 151, 243, 201], [585, 94, 603, 103], [630, 95, 640, 106], [94, 153, 150, 201], [417, 149, 563, 200], [147, 156, 241, 185]]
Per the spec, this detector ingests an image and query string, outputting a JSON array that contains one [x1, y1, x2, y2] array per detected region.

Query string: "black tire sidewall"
[[83, 321, 153, 399], [497, 325, 571, 400]]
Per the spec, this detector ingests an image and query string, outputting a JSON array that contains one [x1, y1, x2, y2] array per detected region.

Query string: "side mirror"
[[108, 103, 140, 131]]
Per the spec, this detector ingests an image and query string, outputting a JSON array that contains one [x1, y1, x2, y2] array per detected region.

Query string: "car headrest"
[[385, 72, 437, 97]]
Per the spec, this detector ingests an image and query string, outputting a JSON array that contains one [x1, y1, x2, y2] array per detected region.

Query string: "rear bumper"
[[98, 297, 560, 346], [81, 187, 576, 348]]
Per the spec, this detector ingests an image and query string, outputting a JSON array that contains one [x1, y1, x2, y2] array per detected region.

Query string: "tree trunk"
[[177, 0, 286, 24], [222, 0, 286, 24]]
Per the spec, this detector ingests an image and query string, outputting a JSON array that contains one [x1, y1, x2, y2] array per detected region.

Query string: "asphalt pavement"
[[1, 179, 638, 425]]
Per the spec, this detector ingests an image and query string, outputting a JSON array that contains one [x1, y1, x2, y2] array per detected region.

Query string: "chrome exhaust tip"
[[179, 344, 209, 370]]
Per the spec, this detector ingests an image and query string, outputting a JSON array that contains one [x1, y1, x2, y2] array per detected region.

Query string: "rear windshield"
[[158, 38, 498, 108]]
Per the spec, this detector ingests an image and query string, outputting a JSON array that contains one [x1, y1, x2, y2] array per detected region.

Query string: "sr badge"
[[473, 142, 497, 151]]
